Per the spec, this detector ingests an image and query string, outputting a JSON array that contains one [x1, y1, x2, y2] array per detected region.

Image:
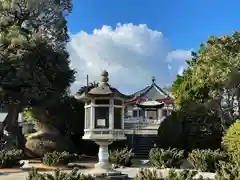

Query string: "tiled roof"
[[127, 78, 173, 103]]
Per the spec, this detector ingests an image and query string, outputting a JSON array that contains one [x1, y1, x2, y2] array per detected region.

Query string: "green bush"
[[0, 149, 24, 168], [164, 169, 199, 180], [188, 149, 227, 172], [135, 168, 160, 180], [215, 156, 240, 180], [27, 168, 94, 180], [214, 150, 240, 180], [109, 147, 134, 167], [135, 169, 200, 180], [42, 151, 77, 166], [222, 119, 240, 156], [149, 147, 184, 168]]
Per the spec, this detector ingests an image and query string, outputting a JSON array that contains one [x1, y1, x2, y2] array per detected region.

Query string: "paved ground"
[[0, 168, 141, 180], [0, 167, 216, 180], [0, 159, 150, 180], [0, 172, 28, 180]]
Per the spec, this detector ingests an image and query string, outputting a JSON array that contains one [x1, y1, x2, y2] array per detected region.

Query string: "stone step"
[[125, 134, 161, 158]]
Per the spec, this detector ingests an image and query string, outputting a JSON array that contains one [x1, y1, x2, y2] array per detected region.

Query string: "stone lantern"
[[75, 70, 128, 177]]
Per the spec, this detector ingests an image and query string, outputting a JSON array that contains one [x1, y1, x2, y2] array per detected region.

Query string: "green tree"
[[0, 0, 75, 148], [172, 32, 240, 129], [77, 81, 99, 95], [22, 82, 100, 154]]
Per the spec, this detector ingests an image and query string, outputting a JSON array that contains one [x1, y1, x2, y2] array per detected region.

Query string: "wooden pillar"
[[145, 110, 148, 121], [109, 99, 114, 129], [159, 108, 163, 120], [156, 108, 159, 122], [143, 108, 145, 120]]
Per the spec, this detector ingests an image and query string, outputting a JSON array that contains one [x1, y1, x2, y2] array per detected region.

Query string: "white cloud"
[[177, 66, 185, 76], [67, 23, 192, 94], [166, 50, 192, 62]]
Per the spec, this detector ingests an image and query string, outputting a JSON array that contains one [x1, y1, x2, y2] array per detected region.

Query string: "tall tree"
[[0, 0, 75, 148], [77, 81, 99, 95], [172, 32, 240, 129]]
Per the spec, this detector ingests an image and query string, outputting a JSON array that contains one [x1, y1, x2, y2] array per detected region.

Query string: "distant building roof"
[[126, 77, 173, 104]]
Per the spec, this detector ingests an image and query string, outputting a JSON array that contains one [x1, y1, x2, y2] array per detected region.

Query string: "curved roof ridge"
[[125, 77, 174, 103], [153, 82, 170, 97], [130, 85, 150, 97], [129, 81, 171, 101]]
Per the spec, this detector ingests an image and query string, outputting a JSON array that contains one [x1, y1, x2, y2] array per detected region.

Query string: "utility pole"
[[86, 74, 89, 87]]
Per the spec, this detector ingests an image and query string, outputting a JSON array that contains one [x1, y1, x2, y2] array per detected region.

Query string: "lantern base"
[[90, 168, 128, 180]]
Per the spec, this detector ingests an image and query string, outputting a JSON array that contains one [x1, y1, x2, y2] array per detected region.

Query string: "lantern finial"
[[152, 76, 156, 84], [99, 70, 109, 86]]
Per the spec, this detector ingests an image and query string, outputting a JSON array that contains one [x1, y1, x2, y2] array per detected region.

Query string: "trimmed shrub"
[[222, 119, 240, 156], [135, 169, 199, 180], [149, 147, 184, 168], [0, 149, 24, 168], [42, 151, 77, 166], [215, 154, 240, 180], [27, 168, 94, 180], [26, 168, 45, 180], [109, 147, 134, 167], [135, 169, 160, 180], [164, 169, 199, 180], [188, 149, 227, 172]]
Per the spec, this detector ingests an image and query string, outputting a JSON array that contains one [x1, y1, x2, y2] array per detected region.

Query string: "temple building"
[[124, 77, 174, 125]]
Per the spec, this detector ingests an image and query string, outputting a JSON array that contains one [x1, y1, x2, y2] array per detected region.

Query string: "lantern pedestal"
[[94, 141, 112, 169], [88, 140, 128, 179]]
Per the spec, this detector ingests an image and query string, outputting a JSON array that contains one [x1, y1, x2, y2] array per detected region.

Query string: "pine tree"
[[0, 0, 75, 148]]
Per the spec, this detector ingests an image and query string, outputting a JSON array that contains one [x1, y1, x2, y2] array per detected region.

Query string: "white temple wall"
[[124, 103, 174, 121]]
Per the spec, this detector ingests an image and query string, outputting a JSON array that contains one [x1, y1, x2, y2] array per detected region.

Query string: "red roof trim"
[[126, 97, 174, 105]]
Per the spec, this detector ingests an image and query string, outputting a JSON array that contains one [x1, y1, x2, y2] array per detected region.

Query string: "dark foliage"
[[0, 149, 24, 168], [158, 106, 223, 151]]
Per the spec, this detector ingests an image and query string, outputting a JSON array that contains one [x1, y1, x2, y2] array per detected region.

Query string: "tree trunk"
[[236, 89, 240, 119], [0, 104, 25, 149]]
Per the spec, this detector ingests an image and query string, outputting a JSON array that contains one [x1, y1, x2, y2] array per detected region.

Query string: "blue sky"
[[67, 0, 240, 94]]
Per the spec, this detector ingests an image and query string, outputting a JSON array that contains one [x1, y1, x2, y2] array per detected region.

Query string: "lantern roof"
[[75, 70, 130, 101], [138, 100, 163, 106], [136, 100, 164, 109]]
